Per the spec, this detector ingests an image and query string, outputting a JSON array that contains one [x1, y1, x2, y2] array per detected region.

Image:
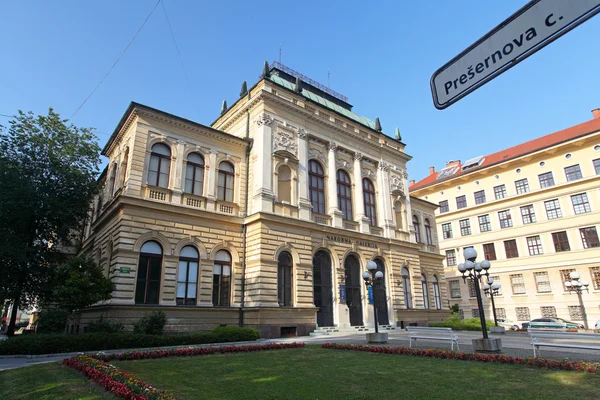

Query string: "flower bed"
[[63, 342, 305, 399], [321, 343, 600, 373]]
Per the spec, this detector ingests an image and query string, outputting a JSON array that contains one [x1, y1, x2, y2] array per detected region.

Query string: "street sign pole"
[[431, 0, 600, 110]]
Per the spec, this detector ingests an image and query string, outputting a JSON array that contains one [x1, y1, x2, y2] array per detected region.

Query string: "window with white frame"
[[449, 280, 461, 298], [510, 274, 526, 294], [516, 307, 530, 321], [533, 271, 551, 293]]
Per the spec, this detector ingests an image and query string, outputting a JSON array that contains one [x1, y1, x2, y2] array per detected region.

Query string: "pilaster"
[[297, 129, 312, 220], [327, 142, 343, 228], [353, 152, 369, 233], [377, 161, 395, 238], [171, 140, 185, 204], [252, 113, 275, 213], [206, 151, 217, 210]]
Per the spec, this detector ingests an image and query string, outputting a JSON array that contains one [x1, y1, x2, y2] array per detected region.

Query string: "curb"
[[0, 338, 272, 360]]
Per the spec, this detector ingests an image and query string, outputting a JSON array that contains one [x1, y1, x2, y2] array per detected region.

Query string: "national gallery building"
[[78, 62, 448, 337]]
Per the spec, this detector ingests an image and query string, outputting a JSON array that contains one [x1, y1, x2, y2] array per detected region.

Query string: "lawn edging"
[[321, 343, 600, 373], [63, 342, 305, 400]]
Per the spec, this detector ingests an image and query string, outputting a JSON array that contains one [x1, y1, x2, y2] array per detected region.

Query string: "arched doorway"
[[344, 254, 363, 326], [313, 250, 334, 327], [374, 258, 390, 325]]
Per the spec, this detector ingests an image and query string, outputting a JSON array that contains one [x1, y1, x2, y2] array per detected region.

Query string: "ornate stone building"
[[78, 62, 447, 337]]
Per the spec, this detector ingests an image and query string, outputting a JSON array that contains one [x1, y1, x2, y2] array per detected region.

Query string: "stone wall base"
[[394, 309, 451, 329]]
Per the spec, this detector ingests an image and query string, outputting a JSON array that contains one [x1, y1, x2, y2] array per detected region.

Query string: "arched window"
[[213, 250, 232, 306], [106, 241, 113, 278], [362, 178, 377, 226], [277, 251, 292, 306], [120, 147, 129, 187], [135, 241, 162, 305], [184, 153, 204, 196], [433, 275, 441, 310], [425, 218, 433, 245], [277, 165, 292, 203], [421, 274, 430, 309], [413, 215, 421, 243], [217, 161, 234, 202], [402, 266, 412, 309], [309, 160, 325, 214], [177, 246, 199, 305], [148, 143, 171, 188], [394, 201, 405, 230], [108, 164, 117, 197], [337, 170, 352, 220]]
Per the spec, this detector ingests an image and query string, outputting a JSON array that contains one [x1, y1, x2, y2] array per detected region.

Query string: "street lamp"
[[564, 271, 590, 330], [457, 248, 501, 352], [363, 261, 383, 334], [483, 277, 501, 327]]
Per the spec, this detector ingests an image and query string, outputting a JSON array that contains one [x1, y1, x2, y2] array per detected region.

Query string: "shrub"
[[35, 308, 70, 334], [86, 319, 124, 334], [430, 316, 495, 331], [0, 326, 261, 355], [132, 311, 166, 335]]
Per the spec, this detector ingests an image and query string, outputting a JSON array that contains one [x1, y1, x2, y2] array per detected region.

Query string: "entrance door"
[[313, 250, 334, 327], [344, 255, 363, 326], [374, 258, 390, 325]]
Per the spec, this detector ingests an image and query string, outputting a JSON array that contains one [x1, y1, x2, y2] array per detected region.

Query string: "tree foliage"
[[0, 108, 101, 334]]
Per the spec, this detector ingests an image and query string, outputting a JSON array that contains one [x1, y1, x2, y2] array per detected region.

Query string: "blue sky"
[[1, 1, 599, 181]]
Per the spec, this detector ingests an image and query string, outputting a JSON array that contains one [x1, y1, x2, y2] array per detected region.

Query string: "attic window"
[[436, 167, 459, 180], [462, 156, 484, 171]]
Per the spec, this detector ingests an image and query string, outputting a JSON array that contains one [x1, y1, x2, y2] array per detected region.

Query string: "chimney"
[[410, 179, 415, 186], [592, 108, 600, 119], [429, 166, 435, 175], [446, 160, 461, 168]]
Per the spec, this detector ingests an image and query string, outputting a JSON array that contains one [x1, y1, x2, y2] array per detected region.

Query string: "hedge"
[[0, 326, 260, 355], [430, 317, 496, 331]]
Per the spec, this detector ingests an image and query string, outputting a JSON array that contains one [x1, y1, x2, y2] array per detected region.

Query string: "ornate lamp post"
[[483, 277, 501, 327], [564, 271, 590, 330], [457, 248, 502, 352], [363, 261, 387, 343]]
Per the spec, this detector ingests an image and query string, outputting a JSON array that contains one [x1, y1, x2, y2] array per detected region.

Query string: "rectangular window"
[[478, 215, 491, 232], [504, 239, 519, 258], [565, 164, 583, 181], [471, 309, 480, 318], [590, 267, 600, 290], [498, 210, 513, 228], [571, 193, 591, 214], [515, 178, 529, 194], [510, 274, 526, 294], [551, 231, 570, 252], [516, 307, 530, 321], [459, 219, 471, 236], [568, 306, 583, 321], [442, 223, 453, 239], [538, 172, 555, 188], [468, 280, 477, 298], [580, 227, 600, 249], [474, 190, 486, 205], [541, 306, 557, 318], [449, 280, 461, 298], [439, 200, 449, 213], [594, 159, 600, 175], [495, 308, 506, 319], [527, 236, 543, 256], [456, 195, 467, 209], [520, 205, 536, 224], [544, 199, 562, 219], [534, 271, 551, 293], [445, 250, 457, 266], [490, 276, 502, 295], [483, 243, 497, 261], [560, 269, 576, 290], [494, 184, 507, 200]]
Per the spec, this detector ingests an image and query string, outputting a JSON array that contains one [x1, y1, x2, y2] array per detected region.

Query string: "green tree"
[[0, 109, 101, 336]]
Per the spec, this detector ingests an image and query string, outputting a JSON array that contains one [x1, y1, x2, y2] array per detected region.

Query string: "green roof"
[[267, 74, 376, 130]]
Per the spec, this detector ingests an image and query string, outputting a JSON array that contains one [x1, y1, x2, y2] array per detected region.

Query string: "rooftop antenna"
[[328, 70, 330, 88], [279, 44, 282, 64]]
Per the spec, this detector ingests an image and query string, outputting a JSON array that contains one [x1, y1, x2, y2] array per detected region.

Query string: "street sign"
[[119, 267, 131, 274], [431, 0, 600, 110]]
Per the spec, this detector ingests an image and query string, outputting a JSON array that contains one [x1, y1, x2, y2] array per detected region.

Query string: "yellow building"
[[410, 110, 600, 329], [77, 62, 448, 337]]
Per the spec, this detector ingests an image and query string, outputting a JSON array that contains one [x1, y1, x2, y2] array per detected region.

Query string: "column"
[[206, 150, 217, 210], [353, 153, 369, 233], [327, 142, 343, 228], [376, 160, 395, 238], [251, 113, 274, 214], [297, 129, 312, 221], [171, 140, 185, 204]]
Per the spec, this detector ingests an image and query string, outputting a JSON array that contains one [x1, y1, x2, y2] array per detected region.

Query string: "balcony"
[[182, 193, 206, 210], [143, 185, 171, 203], [312, 213, 331, 226], [274, 202, 299, 218], [216, 200, 239, 216], [370, 226, 383, 236], [343, 220, 358, 231]]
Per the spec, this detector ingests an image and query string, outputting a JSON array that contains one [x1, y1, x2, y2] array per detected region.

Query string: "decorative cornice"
[[327, 141, 338, 152], [256, 113, 274, 127], [378, 161, 390, 171], [354, 152, 363, 161]]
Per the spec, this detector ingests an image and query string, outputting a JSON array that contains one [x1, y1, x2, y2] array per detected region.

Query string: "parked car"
[[521, 318, 581, 329], [495, 318, 519, 330], [555, 318, 585, 329]]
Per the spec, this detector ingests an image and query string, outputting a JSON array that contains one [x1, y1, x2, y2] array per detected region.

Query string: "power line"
[[0, 113, 12, 118], [160, 0, 193, 96], [70, 0, 161, 119]]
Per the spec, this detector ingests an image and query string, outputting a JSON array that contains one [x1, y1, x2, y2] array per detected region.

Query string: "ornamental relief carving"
[[308, 148, 326, 164], [361, 169, 377, 180], [272, 131, 298, 156], [336, 158, 353, 172], [390, 174, 404, 194], [378, 161, 390, 171], [255, 113, 273, 126]]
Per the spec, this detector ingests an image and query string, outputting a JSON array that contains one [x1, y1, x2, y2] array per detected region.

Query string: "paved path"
[[1, 331, 599, 372]]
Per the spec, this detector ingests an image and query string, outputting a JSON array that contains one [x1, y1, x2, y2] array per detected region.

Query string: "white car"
[[496, 318, 520, 330]]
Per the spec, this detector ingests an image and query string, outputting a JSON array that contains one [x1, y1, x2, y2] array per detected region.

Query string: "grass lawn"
[[111, 346, 600, 400], [1, 362, 115, 400]]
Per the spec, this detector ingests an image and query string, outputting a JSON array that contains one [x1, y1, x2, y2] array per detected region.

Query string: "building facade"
[[77, 62, 447, 337], [410, 110, 600, 328]]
